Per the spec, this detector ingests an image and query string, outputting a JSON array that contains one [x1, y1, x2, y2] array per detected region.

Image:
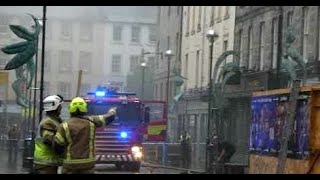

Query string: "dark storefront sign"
[[242, 71, 269, 91]]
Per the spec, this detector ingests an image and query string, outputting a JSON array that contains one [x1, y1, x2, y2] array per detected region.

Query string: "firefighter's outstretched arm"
[[86, 108, 117, 128], [53, 123, 67, 155]]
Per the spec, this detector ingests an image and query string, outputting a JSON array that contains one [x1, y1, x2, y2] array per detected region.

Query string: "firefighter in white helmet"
[[33, 95, 64, 174]]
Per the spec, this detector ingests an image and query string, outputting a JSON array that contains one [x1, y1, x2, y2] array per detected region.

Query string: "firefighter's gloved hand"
[[108, 107, 117, 116]]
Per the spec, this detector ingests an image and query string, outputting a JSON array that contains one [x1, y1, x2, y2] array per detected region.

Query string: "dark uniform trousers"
[[35, 165, 58, 174], [62, 167, 95, 174]]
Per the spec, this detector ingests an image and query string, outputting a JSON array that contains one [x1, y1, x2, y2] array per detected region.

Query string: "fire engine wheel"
[[124, 162, 141, 172]]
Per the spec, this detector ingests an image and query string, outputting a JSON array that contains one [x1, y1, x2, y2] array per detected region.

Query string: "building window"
[[186, 6, 190, 36], [111, 55, 121, 73], [259, 22, 265, 70], [80, 22, 93, 41], [192, 6, 196, 33], [197, 6, 202, 32], [58, 82, 71, 100], [131, 25, 140, 43], [0, 51, 7, 68], [175, 32, 180, 61], [272, 18, 278, 69], [210, 6, 215, 26], [160, 82, 163, 100], [287, 11, 293, 27], [302, 7, 309, 63], [43, 82, 50, 98], [45, 21, 52, 40], [38, 81, 50, 98], [154, 84, 158, 99], [149, 26, 157, 42], [224, 6, 230, 19], [0, 15, 9, 34], [195, 50, 200, 87], [223, 40, 228, 52], [80, 83, 91, 97], [248, 27, 253, 69], [170, 81, 175, 99], [60, 21, 72, 40], [239, 30, 243, 67], [201, 50, 204, 87], [44, 50, 51, 72], [217, 6, 222, 21], [184, 54, 188, 90], [59, 50, 72, 72], [148, 56, 155, 68], [113, 25, 122, 41], [156, 41, 160, 69], [168, 6, 171, 16], [130, 55, 140, 72], [79, 51, 92, 73]]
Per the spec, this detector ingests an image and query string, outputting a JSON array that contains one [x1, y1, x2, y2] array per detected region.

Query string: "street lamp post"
[[205, 29, 218, 173], [38, 6, 47, 125], [163, 49, 174, 166], [165, 50, 173, 111], [141, 62, 147, 99]]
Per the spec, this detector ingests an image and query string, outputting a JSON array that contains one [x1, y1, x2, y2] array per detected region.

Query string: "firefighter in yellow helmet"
[[33, 95, 64, 174], [54, 97, 116, 174]]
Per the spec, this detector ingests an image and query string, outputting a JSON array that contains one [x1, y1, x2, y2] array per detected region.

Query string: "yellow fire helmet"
[[69, 97, 87, 114]]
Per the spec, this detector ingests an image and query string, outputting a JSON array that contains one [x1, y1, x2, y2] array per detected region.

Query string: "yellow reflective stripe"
[[63, 158, 95, 164], [42, 130, 54, 137], [34, 158, 61, 166], [97, 115, 105, 124], [55, 132, 65, 145], [62, 123, 72, 160], [89, 122, 95, 159]]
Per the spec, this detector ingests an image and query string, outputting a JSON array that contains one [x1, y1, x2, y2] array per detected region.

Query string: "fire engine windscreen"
[[87, 102, 142, 127]]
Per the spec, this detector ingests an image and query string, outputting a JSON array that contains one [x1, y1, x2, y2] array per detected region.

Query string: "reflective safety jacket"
[[34, 115, 63, 166], [54, 113, 115, 170]]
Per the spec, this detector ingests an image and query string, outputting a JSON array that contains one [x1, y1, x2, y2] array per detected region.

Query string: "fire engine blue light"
[[95, 91, 106, 97], [120, 131, 128, 138]]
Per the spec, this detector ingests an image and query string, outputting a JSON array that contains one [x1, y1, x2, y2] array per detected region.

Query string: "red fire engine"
[[85, 86, 167, 171]]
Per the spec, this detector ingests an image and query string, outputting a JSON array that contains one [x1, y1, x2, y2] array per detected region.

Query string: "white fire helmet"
[[43, 95, 63, 112]]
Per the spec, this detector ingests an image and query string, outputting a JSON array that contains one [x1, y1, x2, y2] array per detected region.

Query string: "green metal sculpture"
[[212, 50, 239, 140], [1, 14, 40, 107], [280, 25, 307, 85], [169, 67, 187, 112]]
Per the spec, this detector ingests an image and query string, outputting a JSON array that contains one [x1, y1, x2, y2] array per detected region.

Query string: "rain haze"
[[0, 6, 318, 174]]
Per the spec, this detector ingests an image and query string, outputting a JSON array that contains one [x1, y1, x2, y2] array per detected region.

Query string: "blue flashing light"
[[95, 91, 106, 97], [120, 131, 128, 138]]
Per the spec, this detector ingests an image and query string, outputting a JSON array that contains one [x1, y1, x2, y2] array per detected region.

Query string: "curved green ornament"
[[1, 41, 29, 54], [26, 60, 35, 88], [215, 50, 239, 83], [1, 13, 40, 108], [4, 43, 35, 70]]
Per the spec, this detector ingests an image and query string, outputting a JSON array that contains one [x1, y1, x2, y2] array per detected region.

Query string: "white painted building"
[[104, 16, 157, 90], [175, 6, 236, 170], [181, 6, 236, 90], [0, 6, 157, 101]]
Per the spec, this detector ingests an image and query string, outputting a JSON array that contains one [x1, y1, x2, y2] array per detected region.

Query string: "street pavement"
[[95, 164, 181, 174], [0, 149, 180, 174], [0, 149, 28, 174]]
